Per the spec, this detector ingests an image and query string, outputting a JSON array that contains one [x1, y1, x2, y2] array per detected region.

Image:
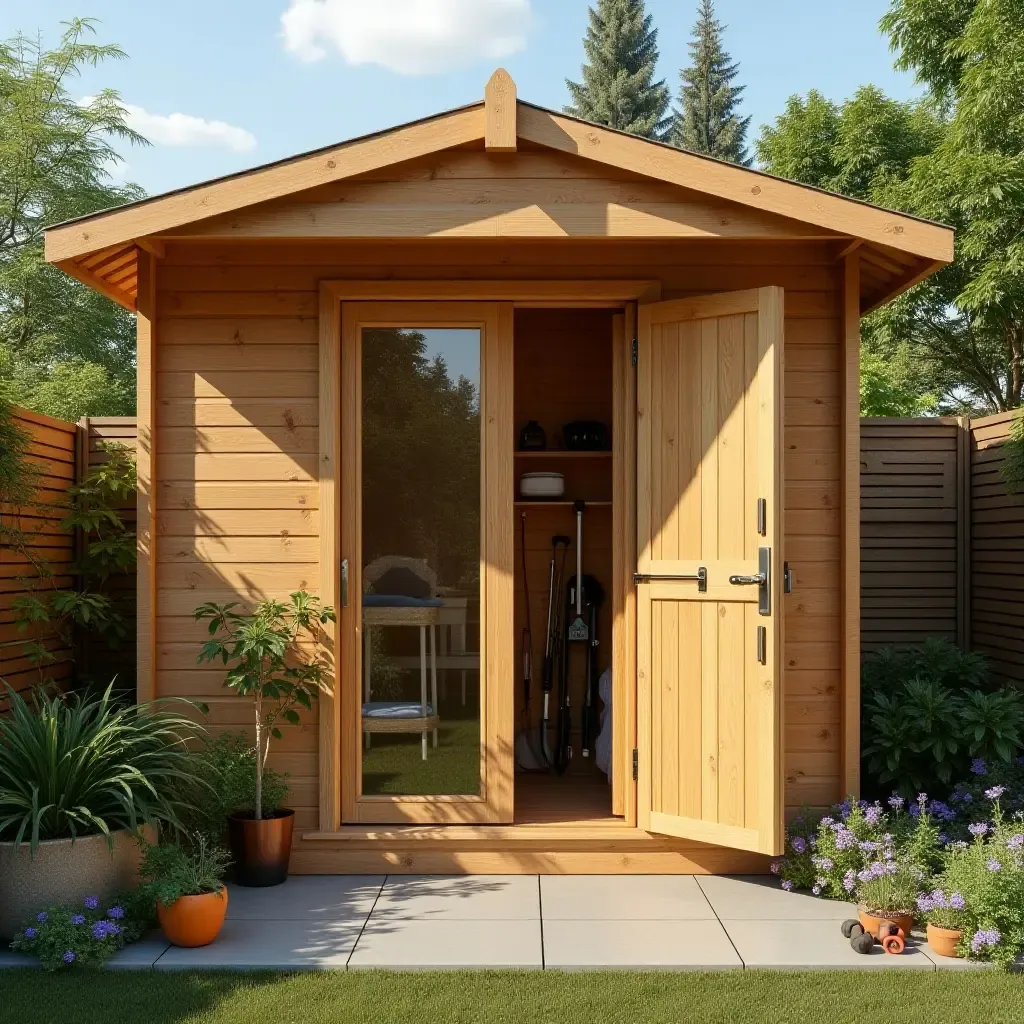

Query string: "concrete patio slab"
[[543, 919, 742, 969], [541, 875, 716, 921], [0, 947, 36, 968], [226, 875, 384, 921], [154, 917, 363, 970], [919, 944, 991, 971], [348, 918, 542, 969], [370, 875, 539, 921], [697, 875, 858, 920], [724, 920, 935, 970], [105, 934, 170, 969]]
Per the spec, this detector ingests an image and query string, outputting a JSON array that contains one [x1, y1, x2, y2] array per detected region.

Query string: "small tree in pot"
[[194, 591, 334, 886]]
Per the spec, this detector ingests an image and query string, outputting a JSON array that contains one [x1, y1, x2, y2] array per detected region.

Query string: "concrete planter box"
[[0, 830, 144, 940]]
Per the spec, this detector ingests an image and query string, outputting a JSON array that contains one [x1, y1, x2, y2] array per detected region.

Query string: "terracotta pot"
[[858, 906, 914, 939], [926, 923, 963, 958], [157, 888, 228, 947], [227, 808, 294, 887], [0, 828, 150, 942]]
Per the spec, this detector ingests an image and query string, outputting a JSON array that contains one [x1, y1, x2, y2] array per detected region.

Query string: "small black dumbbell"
[[851, 931, 875, 954], [841, 919, 864, 939]]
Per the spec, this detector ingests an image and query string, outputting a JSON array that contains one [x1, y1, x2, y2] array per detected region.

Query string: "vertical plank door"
[[636, 288, 785, 856]]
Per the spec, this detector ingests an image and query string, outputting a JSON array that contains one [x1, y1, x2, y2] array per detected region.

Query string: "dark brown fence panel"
[[0, 408, 78, 693], [970, 411, 1024, 684], [77, 416, 138, 690], [860, 418, 969, 653]]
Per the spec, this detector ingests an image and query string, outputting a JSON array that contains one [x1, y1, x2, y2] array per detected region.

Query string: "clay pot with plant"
[[854, 860, 919, 939], [917, 888, 968, 958], [194, 592, 335, 887], [142, 836, 231, 947]]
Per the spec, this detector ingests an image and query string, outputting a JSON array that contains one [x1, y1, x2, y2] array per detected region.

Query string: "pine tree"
[[565, 0, 670, 140], [670, 0, 751, 164]]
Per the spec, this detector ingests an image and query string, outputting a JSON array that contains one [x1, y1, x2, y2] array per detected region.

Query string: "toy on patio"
[[842, 918, 906, 955]]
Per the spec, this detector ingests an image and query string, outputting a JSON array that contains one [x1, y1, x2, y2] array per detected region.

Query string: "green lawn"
[[2, 970, 1023, 1024]]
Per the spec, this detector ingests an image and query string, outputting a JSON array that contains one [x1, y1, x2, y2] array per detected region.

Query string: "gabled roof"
[[44, 69, 953, 315]]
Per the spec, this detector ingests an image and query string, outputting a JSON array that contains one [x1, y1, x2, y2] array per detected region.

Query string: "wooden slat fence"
[[0, 408, 137, 695], [861, 413, 1024, 685]]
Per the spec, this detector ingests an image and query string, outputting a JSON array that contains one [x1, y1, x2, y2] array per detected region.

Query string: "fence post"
[[956, 415, 971, 650]]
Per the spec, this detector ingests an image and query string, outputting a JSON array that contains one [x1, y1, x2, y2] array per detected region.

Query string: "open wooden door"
[[635, 288, 784, 856]]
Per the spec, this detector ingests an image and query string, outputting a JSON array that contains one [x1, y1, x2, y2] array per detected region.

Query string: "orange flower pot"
[[858, 907, 913, 939], [926, 923, 963, 959], [157, 888, 228, 948]]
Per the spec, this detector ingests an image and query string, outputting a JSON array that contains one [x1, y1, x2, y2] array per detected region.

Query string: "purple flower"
[[917, 893, 935, 912], [107, 905, 125, 920], [971, 928, 1001, 953], [842, 870, 856, 893], [929, 800, 956, 822], [791, 836, 807, 854], [909, 803, 921, 819], [71, 914, 86, 926], [887, 795, 904, 810], [36, 912, 48, 923], [780, 880, 794, 892], [859, 840, 880, 853], [971, 759, 987, 776], [1008, 834, 1024, 851], [92, 920, 113, 940], [834, 827, 857, 850], [987, 858, 1003, 872], [918, 792, 928, 804], [968, 822, 990, 838], [985, 785, 1007, 801], [949, 892, 966, 911], [813, 857, 834, 871], [23, 927, 37, 940], [948, 840, 969, 852], [819, 816, 835, 827], [62, 950, 76, 964], [938, 833, 950, 846], [83, 895, 99, 910], [812, 884, 822, 896], [770, 861, 781, 874], [864, 804, 882, 825]]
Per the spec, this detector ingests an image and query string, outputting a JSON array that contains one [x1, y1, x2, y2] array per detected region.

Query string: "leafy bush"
[[936, 794, 1024, 969], [862, 638, 991, 696], [194, 592, 333, 820], [171, 732, 289, 843], [138, 834, 230, 907], [9, 889, 152, 971], [861, 674, 1024, 800], [948, 758, 1024, 838], [0, 683, 209, 851]]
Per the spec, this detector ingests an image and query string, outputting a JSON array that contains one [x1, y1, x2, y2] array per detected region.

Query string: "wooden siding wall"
[[155, 235, 846, 822], [860, 413, 1024, 687], [860, 418, 968, 652], [0, 408, 78, 694], [970, 411, 1024, 684], [78, 417, 139, 689]]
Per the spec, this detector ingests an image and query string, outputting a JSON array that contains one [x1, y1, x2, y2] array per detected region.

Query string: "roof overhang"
[[44, 69, 953, 315]]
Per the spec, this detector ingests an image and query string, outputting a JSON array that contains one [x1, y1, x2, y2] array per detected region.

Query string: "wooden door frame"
[[317, 280, 656, 832]]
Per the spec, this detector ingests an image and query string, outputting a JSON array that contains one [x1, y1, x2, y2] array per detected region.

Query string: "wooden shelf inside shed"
[[514, 450, 612, 459], [515, 500, 611, 508]]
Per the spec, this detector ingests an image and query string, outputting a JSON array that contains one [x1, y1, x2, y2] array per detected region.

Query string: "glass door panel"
[[360, 327, 481, 797]]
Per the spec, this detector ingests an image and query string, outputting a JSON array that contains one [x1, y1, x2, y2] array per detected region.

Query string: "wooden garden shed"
[[44, 71, 953, 874]]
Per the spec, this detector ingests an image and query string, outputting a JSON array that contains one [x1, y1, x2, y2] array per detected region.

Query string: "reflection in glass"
[[360, 328, 481, 796]]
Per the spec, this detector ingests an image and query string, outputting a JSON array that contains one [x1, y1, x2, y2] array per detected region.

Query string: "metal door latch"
[[783, 562, 793, 594], [341, 558, 349, 608], [633, 567, 708, 592], [728, 546, 771, 616]]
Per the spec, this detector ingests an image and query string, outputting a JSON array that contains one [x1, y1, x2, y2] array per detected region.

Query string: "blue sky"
[[1, 1, 922, 197]]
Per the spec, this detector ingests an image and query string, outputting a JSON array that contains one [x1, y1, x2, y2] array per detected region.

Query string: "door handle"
[[728, 547, 771, 616], [341, 558, 349, 608], [633, 567, 707, 592]]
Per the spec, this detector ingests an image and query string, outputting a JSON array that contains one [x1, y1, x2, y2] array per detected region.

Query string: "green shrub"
[[9, 888, 153, 971], [0, 683, 209, 851], [172, 732, 289, 842], [862, 637, 991, 696], [138, 834, 230, 907]]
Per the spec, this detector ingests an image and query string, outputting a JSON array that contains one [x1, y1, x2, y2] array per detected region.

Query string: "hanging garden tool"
[[579, 576, 605, 759], [515, 513, 546, 771], [541, 533, 570, 768]]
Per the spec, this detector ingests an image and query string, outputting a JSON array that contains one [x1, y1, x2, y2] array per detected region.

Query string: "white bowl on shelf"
[[520, 471, 565, 498]]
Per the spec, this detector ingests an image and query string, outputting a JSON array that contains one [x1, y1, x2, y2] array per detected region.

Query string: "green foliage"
[[9, 888, 152, 971], [0, 378, 36, 509], [138, 834, 230, 907], [0, 682, 209, 851], [669, 0, 750, 164], [10, 442, 136, 686], [564, 0, 670, 139], [862, 638, 991, 697], [172, 732, 289, 841], [194, 592, 334, 820], [937, 799, 1024, 968], [0, 18, 146, 419], [860, 347, 938, 416], [1001, 412, 1024, 491]]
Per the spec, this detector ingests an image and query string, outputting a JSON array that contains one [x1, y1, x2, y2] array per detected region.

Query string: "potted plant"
[[854, 859, 920, 938], [918, 888, 969, 957], [0, 683, 208, 940], [195, 591, 335, 886], [140, 835, 231, 947]]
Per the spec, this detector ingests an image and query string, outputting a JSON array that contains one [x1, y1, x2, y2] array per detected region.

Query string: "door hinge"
[[631, 337, 638, 367], [632, 748, 639, 780]]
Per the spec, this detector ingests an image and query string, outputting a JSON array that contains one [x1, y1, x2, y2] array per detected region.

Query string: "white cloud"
[[122, 105, 257, 153], [280, 0, 532, 75]]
